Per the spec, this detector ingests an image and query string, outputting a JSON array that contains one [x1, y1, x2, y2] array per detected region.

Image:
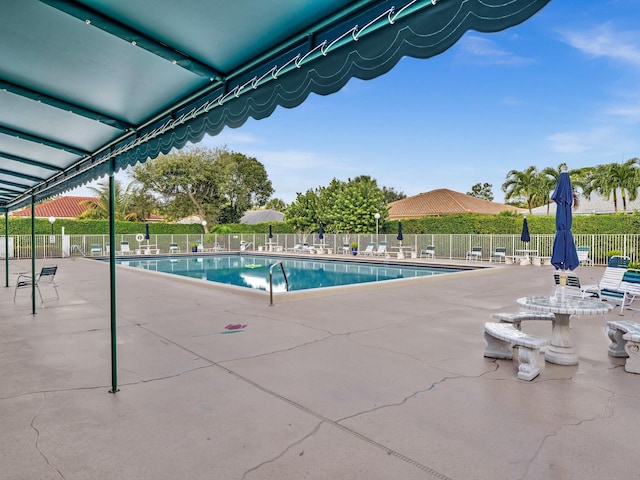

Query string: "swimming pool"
[[111, 254, 471, 292]]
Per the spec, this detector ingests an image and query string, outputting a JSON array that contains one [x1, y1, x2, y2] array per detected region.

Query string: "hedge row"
[[2, 212, 640, 236], [385, 212, 640, 235], [0, 217, 298, 235]]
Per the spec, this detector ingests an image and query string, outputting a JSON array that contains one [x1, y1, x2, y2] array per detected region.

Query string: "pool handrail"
[[269, 261, 289, 306]]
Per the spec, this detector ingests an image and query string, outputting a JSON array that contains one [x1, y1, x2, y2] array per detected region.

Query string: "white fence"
[[3, 233, 639, 266]]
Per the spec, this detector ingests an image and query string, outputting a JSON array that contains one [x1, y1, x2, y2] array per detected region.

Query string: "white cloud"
[[560, 23, 640, 66], [454, 35, 532, 65], [604, 104, 640, 120], [546, 128, 614, 154]]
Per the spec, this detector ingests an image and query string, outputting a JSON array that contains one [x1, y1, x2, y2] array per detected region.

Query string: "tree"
[[540, 164, 568, 214], [215, 149, 274, 223], [285, 188, 320, 233], [128, 184, 160, 221], [265, 198, 287, 212], [582, 160, 640, 213], [467, 183, 494, 201], [502, 166, 543, 213], [609, 159, 639, 212], [132, 146, 273, 229], [78, 179, 137, 221], [381, 186, 406, 203], [285, 176, 388, 234], [320, 176, 387, 233]]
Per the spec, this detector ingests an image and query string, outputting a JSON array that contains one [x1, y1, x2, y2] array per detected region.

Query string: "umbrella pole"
[[558, 270, 568, 300]]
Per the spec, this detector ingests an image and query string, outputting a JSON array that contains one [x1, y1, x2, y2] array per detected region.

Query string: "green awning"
[[0, 0, 551, 210]]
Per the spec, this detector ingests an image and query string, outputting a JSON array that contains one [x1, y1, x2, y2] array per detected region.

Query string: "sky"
[[73, 0, 640, 205]]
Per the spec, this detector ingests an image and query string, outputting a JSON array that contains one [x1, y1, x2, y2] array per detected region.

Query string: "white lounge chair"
[[286, 243, 309, 252], [359, 242, 376, 256], [169, 243, 180, 254], [577, 246, 593, 266], [420, 245, 435, 259], [117, 241, 132, 255], [602, 270, 640, 314], [490, 247, 506, 263], [582, 255, 630, 298], [466, 246, 482, 261], [374, 241, 387, 256], [210, 243, 226, 252], [552, 272, 593, 298], [90, 244, 102, 256]]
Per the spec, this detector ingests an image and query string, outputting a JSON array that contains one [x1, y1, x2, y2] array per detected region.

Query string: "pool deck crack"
[[30, 393, 66, 480], [522, 390, 615, 480], [241, 422, 323, 479], [131, 323, 452, 480]]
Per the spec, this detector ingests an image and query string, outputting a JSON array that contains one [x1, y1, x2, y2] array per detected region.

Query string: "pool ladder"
[[269, 261, 289, 306]]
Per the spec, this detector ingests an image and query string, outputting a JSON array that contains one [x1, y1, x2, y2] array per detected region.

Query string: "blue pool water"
[[112, 255, 468, 292]]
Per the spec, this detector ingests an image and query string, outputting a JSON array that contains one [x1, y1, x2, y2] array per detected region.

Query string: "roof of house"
[[530, 195, 640, 215], [10, 196, 99, 218], [10, 196, 163, 221], [388, 189, 523, 219], [177, 215, 204, 224], [240, 209, 285, 224]]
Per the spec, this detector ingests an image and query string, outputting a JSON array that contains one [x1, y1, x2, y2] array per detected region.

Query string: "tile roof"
[[10, 196, 99, 218], [240, 209, 285, 224], [388, 189, 523, 219], [10, 196, 163, 221]]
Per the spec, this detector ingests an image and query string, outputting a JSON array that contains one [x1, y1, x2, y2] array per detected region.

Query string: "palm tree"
[[582, 159, 639, 213], [540, 163, 568, 214], [609, 159, 639, 212], [502, 166, 542, 213], [79, 179, 137, 220]]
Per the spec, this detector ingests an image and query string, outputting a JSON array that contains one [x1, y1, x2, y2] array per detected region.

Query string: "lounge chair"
[[14, 264, 59, 303], [582, 255, 630, 298], [602, 270, 640, 314], [577, 246, 593, 266], [341, 243, 351, 255], [374, 241, 387, 257], [552, 272, 594, 298], [285, 243, 308, 252], [210, 243, 226, 252], [420, 245, 435, 259], [359, 242, 376, 256], [169, 243, 180, 254], [117, 241, 132, 255], [490, 247, 507, 263], [466, 246, 482, 261], [90, 244, 102, 256]]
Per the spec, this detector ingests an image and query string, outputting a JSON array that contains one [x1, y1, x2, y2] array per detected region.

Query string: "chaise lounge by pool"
[[105, 254, 477, 294]]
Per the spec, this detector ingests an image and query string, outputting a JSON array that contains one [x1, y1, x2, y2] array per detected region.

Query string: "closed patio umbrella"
[[551, 171, 579, 272], [145, 223, 150, 240], [318, 222, 324, 240], [520, 216, 530, 244], [268, 224, 273, 239], [397, 221, 403, 245]]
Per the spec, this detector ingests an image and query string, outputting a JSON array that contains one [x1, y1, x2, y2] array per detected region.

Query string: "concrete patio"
[[1, 256, 639, 480]]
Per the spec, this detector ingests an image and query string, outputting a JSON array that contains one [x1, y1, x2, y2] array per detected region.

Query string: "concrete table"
[[515, 249, 538, 265], [517, 294, 612, 365]]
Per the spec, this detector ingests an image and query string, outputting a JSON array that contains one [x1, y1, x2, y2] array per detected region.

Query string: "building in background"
[[388, 189, 523, 219]]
